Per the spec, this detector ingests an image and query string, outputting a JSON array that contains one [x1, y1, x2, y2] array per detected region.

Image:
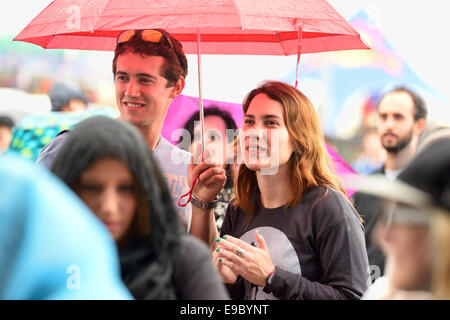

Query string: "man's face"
[[192, 115, 229, 166], [114, 51, 182, 129], [0, 126, 12, 152], [377, 91, 417, 153]]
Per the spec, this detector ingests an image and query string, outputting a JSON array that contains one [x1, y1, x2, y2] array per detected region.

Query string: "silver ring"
[[234, 247, 245, 258]]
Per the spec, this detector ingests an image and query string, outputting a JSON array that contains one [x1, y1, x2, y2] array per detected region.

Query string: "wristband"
[[263, 269, 275, 293], [190, 194, 218, 210]]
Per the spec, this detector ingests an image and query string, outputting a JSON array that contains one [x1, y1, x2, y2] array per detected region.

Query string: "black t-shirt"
[[221, 186, 369, 300]]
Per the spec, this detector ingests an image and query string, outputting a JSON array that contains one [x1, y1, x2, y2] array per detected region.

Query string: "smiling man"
[[37, 29, 225, 248], [352, 85, 427, 281]]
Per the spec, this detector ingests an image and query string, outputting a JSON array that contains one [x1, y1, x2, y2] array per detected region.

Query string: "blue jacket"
[[0, 154, 132, 299]]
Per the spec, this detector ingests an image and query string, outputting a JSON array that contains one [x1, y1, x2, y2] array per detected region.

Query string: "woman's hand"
[[189, 143, 226, 202], [212, 245, 239, 284], [216, 230, 275, 287]]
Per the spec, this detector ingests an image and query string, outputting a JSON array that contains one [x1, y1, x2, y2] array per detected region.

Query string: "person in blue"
[[0, 154, 131, 299]]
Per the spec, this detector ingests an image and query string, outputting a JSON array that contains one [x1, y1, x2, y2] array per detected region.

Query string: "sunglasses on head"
[[117, 29, 182, 67]]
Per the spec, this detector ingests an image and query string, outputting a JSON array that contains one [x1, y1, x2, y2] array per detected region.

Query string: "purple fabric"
[[161, 94, 244, 145], [325, 143, 357, 197]]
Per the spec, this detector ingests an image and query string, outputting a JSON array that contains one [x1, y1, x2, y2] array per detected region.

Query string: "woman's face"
[[191, 115, 229, 166], [241, 93, 293, 174], [375, 208, 432, 291], [75, 158, 137, 242]]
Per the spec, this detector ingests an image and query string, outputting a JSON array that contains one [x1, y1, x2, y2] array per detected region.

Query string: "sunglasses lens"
[[117, 30, 136, 44], [141, 30, 163, 42]]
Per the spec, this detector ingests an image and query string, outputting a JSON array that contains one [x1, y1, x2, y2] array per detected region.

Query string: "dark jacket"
[[351, 167, 386, 280]]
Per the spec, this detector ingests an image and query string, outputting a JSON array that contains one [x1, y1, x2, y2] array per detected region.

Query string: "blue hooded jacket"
[[0, 154, 132, 299]]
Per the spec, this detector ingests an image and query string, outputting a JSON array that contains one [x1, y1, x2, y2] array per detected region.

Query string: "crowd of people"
[[1, 28, 449, 300]]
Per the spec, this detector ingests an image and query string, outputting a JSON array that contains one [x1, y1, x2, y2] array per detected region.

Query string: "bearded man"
[[352, 86, 427, 282]]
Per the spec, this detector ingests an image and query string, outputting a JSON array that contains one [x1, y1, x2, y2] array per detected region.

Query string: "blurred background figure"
[[179, 107, 238, 232], [352, 85, 427, 281], [356, 138, 450, 299], [0, 153, 131, 299], [52, 116, 229, 300], [0, 115, 14, 153], [49, 81, 88, 112], [352, 128, 386, 175], [417, 122, 450, 153]]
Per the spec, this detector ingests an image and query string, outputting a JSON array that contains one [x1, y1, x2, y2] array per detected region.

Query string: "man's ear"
[[414, 118, 426, 136], [170, 76, 185, 98]]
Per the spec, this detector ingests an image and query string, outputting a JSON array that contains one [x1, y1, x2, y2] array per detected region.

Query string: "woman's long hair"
[[430, 209, 450, 299], [234, 81, 347, 217], [51, 116, 181, 299]]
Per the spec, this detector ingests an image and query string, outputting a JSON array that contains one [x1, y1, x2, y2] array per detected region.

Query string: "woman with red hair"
[[215, 81, 369, 300]]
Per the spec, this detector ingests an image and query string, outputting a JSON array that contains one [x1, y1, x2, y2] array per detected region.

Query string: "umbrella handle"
[[178, 173, 200, 207], [178, 150, 204, 207], [197, 30, 205, 154]]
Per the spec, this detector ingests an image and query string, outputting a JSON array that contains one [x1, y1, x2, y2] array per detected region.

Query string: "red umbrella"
[[15, 0, 367, 54], [14, 0, 368, 204], [14, 0, 368, 147]]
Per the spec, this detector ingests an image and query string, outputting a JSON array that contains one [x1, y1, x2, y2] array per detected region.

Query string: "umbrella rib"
[[89, 1, 112, 32], [230, 0, 245, 29], [275, 33, 288, 56]]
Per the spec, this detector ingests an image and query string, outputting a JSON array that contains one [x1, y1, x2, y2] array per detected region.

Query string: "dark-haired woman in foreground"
[[52, 116, 228, 299]]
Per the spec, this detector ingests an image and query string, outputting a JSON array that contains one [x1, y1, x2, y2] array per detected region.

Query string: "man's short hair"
[[112, 29, 188, 87], [49, 82, 88, 112], [378, 85, 427, 121], [0, 115, 14, 129]]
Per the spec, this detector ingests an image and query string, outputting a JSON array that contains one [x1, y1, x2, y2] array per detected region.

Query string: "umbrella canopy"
[[14, 0, 368, 204], [14, 0, 368, 55]]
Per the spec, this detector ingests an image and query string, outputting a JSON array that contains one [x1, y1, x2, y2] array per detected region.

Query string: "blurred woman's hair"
[[234, 80, 347, 217], [51, 116, 182, 299], [430, 208, 450, 299]]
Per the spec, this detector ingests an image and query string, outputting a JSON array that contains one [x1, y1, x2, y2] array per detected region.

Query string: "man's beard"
[[382, 128, 413, 154]]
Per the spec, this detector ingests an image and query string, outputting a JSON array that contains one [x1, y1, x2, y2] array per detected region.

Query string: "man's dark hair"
[[112, 29, 188, 87], [378, 85, 427, 121], [0, 115, 14, 129], [49, 82, 88, 112]]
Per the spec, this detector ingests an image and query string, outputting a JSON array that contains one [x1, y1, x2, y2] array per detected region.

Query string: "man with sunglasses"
[[37, 29, 225, 249]]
